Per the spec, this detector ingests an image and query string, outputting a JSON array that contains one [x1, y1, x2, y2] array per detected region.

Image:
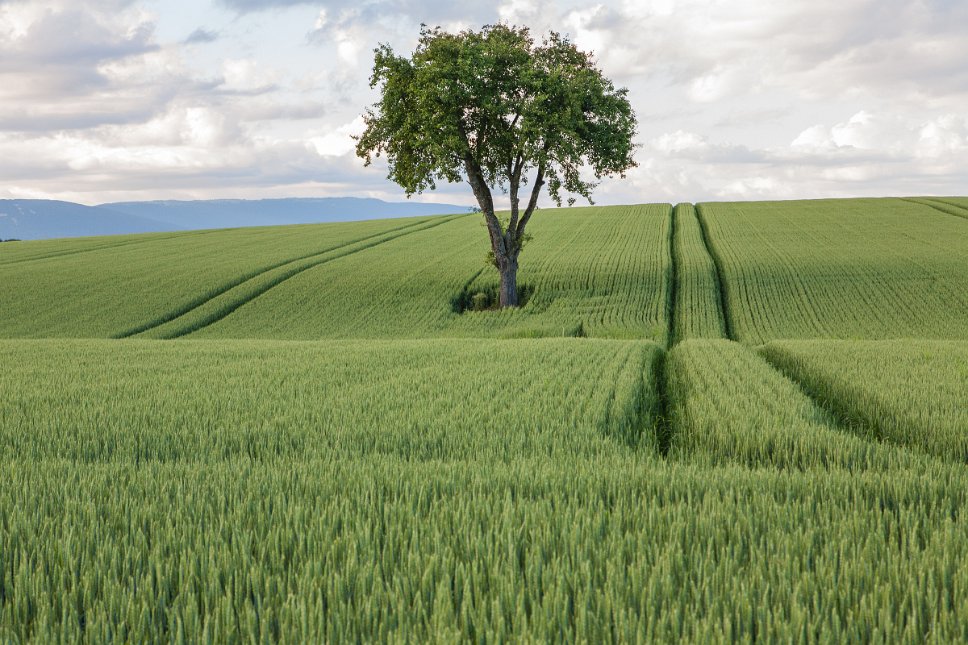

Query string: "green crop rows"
[[0, 217, 431, 338], [671, 203, 726, 343], [0, 204, 671, 343], [1, 197, 967, 641], [762, 340, 968, 462], [188, 203, 672, 341], [698, 198, 968, 343]]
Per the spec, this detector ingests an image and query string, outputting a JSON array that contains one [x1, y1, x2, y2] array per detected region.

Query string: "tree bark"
[[498, 254, 519, 307], [456, 124, 535, 310]]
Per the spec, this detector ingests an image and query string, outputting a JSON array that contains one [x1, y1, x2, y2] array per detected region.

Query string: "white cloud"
[[917, 115, 968, 158], [0, 0, 967, 204], [497, 0, 540, 24], [219, 58, 278, 93], [652, 130, 707, 155], [719, 176, 789, 200], [307, 116, 364, 157]]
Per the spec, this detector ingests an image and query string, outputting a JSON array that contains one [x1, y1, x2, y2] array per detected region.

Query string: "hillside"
[[0, 205, 673, 341], [3, 196, 968, 641], [2, 197, 965, 342]]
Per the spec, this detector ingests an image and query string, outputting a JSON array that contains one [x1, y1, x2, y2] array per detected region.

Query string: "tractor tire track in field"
[[598, 343, 664, 452], [935, 198, 968, 215], [665, 204, 678, 348], [758, 344, 963, 467], [694, 204, 734, 341], [114, 217, 439, 338], [902, 197, 968, 221], [653, 349, 674, 456], [654, 205, 678, 453], [601, 346, 637, 446], [760, 350, 890, 451], [124, 213, 469, 339]]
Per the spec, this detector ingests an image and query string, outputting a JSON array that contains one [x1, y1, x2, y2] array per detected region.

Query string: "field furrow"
[[674, 203, 726, 342], [664, 339, 937, 471], [904, 197, 968, 221], [132, 215, 463, 338], [0, 217, 430, 338], [938, 197, 968, 212], [761, 340, 968, 462], [188, 204, 673, 340], [697, 198, 968, 342]]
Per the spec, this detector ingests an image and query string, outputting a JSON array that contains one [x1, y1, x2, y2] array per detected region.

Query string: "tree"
[[355, 24, 637, 307]]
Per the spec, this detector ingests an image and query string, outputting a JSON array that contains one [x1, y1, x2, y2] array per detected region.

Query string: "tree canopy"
[[356, 23, 637, 307]]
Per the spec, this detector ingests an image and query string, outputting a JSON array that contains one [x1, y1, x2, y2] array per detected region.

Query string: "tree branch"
[[506, 151, 525, 233], [515, 161, 545, 239], [457, 122, 506, 258]]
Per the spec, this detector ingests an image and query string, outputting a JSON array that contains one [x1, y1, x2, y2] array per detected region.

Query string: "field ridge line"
[[113, 217, 442, 338], [163, 213, 469, 338], [902, 197, 968, 221], [694, 204, 735, 341]]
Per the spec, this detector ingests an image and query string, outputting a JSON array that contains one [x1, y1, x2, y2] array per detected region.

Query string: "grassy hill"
[[0, 204, 673, 341], [2, 196, 968, 641], [698, 198, 968, 343]]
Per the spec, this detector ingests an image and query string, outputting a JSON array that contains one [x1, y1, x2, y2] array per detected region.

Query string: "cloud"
[[0, 1, 172, 130], [788, 111, 968, 165], [1, 0, 967, 205], [185, 27, 218, 43], [307, 116, 364, 157], [217, 0, 308, 10], [218, 58, 279, 93]]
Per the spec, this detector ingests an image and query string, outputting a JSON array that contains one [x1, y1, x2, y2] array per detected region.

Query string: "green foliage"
[[470, 291, 489, 311], [762, 340, 968, 461], [356, 23, 637, 205], [355, 23, 639, 307], [696, 198, 968, 343]]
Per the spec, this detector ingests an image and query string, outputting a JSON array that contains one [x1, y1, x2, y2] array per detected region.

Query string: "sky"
[[0, 0, 966, 207]]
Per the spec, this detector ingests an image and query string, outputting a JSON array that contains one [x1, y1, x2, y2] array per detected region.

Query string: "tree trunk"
[[498, 256, 519, 307]]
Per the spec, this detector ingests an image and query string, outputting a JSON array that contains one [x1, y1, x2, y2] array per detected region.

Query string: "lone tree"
[[356, 24, 637, 307]]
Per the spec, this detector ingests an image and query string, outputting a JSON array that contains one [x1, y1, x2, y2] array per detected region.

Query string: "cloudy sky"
[[1, 0, 966, 206]]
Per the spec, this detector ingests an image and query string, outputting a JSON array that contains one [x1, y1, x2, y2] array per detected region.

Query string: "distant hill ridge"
[[0, 197, 468, 240]]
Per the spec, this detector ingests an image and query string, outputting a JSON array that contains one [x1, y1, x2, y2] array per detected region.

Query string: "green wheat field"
[[2, 196, 967, 642]]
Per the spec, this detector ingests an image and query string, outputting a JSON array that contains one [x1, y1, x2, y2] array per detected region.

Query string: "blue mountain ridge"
[[0, 200, 177, 241], [0, 197, 469, 241]]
